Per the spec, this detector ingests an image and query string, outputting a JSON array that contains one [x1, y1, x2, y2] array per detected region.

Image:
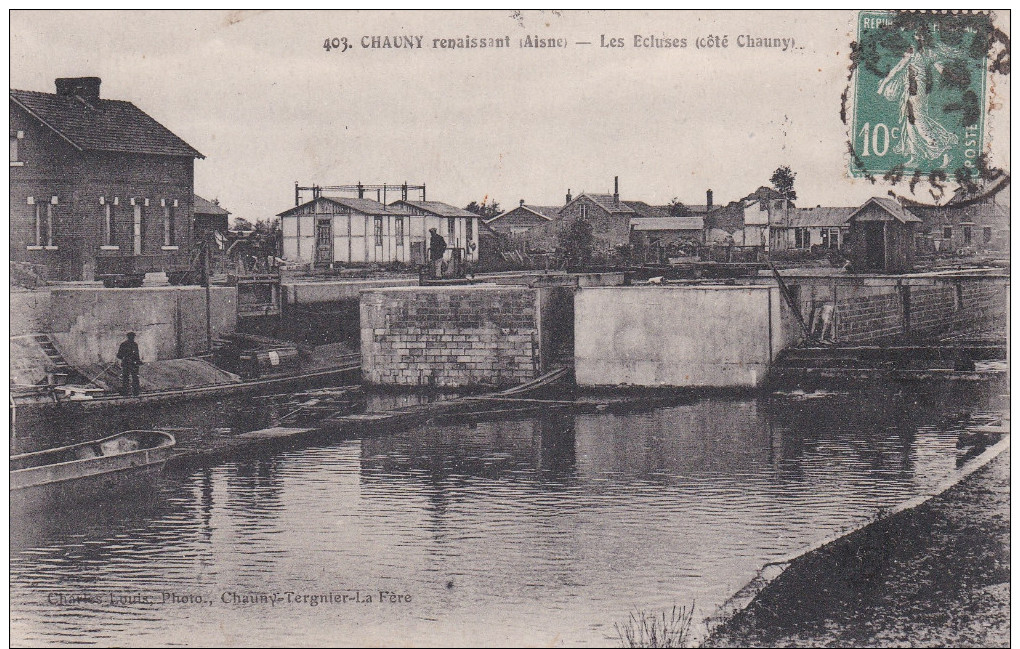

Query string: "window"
[[134, 202, 144, 254], [394, 216, 404, 242], [10, 130, 23, 165], [984, 227, 993, 244], [374, 216, 384, 247], [103, 199, 115, 246], [963, 225, 972, 245], [943, 226, 953, 239], [466, 217, 474, 243], [579, 203, 589, 219], [828, 228, 840, 249], [447, 217, 456, 242], [31, 196, 56, 247], [795, 227, 811, 249], [163, 202, 176, 247]]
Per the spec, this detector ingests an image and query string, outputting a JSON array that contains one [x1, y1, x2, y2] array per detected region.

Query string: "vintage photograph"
[[9, 9, 1010, 647]]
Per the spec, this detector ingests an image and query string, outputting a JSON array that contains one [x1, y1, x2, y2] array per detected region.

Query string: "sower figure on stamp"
[[116, 332, 142, 396], [429, 228, 447, 279]]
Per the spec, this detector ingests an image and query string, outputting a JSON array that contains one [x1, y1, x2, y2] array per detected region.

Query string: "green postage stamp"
[[850, 11, 988, 178]]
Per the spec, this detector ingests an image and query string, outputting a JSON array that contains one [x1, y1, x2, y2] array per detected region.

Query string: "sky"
[[9, 10, 1011, 224]]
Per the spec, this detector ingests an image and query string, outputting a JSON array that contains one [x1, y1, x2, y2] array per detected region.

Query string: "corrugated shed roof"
[[623, 201, 671, 219], [395, 200, 478, 218], [10, 88, 203, 158], [194, 195, 230, 216], [784, 207, 855, 228], [630, 216, 704, 231], [854, 197, 923, 223]]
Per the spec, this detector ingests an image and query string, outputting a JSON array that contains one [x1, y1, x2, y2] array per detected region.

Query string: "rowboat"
[[10, 430, 177, 512]]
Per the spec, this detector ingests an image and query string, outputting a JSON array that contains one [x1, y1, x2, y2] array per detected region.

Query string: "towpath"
[[705, 448, 1010, 647]]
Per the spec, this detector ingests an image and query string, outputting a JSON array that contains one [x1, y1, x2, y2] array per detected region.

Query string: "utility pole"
[[204, 230, 212, 352]]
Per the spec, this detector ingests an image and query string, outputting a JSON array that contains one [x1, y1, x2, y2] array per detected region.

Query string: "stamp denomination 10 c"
[[851, 11, 987, 179]]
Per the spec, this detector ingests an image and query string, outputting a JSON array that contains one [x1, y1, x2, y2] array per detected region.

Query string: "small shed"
[[845, 197, 922, 273]]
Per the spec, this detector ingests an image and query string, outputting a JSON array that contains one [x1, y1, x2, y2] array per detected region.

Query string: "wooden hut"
[[845, 197, 922, 273]]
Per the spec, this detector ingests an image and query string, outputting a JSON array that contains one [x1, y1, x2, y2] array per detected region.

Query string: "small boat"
[[10, 430, 177, 512]]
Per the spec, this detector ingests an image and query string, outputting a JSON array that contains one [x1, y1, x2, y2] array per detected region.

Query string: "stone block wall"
[[785, 272, 1008, 344], [360, 286, 543, 388]]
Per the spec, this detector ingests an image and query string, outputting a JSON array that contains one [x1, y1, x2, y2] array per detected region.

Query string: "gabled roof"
[[10, 88, 203, 158], [392, 200, 477, 218], [488, 204, 561, 223], [623, 201, 670, 219], [851, 197, 923, 223], [194, 195, 230, 217], [278, 196, 412, 218], [630, 216, 704, 231], [784, 207, 855, 228], [570, 193, 636, 214]]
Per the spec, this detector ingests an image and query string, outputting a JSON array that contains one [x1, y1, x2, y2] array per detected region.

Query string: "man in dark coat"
[[429, 228, 447, 278], [116, 332, 142, 396]]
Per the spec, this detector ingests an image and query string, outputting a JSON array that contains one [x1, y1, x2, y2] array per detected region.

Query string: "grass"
[[615, 603, 696, 648]]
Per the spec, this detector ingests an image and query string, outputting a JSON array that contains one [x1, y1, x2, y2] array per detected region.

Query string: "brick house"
[[907, 185, 1010, 254], [10, 77, 204, 281], [484, 200, 561, 251], [528, 178, 648, 256]]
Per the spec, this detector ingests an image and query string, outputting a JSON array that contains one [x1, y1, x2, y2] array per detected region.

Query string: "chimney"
[[614, 176, 620, 206], [566, 189, 572, 205], [520, 199, 525, 207], [706, 189, 713, 210], [55, 77, 101, 104]]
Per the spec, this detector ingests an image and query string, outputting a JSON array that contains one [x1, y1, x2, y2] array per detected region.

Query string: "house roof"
[[572, 193, 636, 213], [852, 197, 923, 223], [278, 196, 412, 217], [784, 207, 855, 228], [487, 204, 561, 223], [194, 195, 230, 217], [623, 201, 671, 219], [393, 200, 477, 218], [630, 216, 705, 231], [10, 88, 204, 158]]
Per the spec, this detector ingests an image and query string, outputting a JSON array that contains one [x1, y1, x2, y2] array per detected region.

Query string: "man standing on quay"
[[116, 332, 142, 396]]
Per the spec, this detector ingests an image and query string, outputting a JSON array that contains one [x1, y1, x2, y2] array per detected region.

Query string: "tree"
[[232, 217, 255, 231], [770, 166, 797, 200], [668, 198, 693, 218], [558, 218, 595, 269], [465, 200, 502, 220], [254, 217, 280, 234]]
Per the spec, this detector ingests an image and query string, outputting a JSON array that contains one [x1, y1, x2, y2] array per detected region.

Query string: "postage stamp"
[[850, 11, 988, 179]]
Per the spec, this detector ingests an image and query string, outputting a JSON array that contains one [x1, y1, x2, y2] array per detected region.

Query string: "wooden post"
[[204, 230, 212, 352]]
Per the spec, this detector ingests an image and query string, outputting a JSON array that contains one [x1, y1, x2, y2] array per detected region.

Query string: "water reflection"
[[10, 380, 1006, 647]]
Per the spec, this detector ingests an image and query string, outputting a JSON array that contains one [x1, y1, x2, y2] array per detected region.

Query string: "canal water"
[[10, 380, 1007, 646]]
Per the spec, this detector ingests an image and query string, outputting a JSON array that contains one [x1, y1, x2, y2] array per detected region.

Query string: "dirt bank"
[[705, 448, 1010, 648]]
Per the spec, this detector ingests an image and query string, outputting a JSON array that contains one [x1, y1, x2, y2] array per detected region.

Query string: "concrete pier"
[[574, 285, 797, 388]]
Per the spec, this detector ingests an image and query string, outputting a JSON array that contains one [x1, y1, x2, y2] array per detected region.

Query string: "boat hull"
[[10, 431, 176, 514]]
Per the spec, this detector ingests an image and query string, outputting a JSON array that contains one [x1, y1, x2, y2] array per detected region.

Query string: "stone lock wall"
[[360, 286, 544, 388], [789, 272, 1008, 344]]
